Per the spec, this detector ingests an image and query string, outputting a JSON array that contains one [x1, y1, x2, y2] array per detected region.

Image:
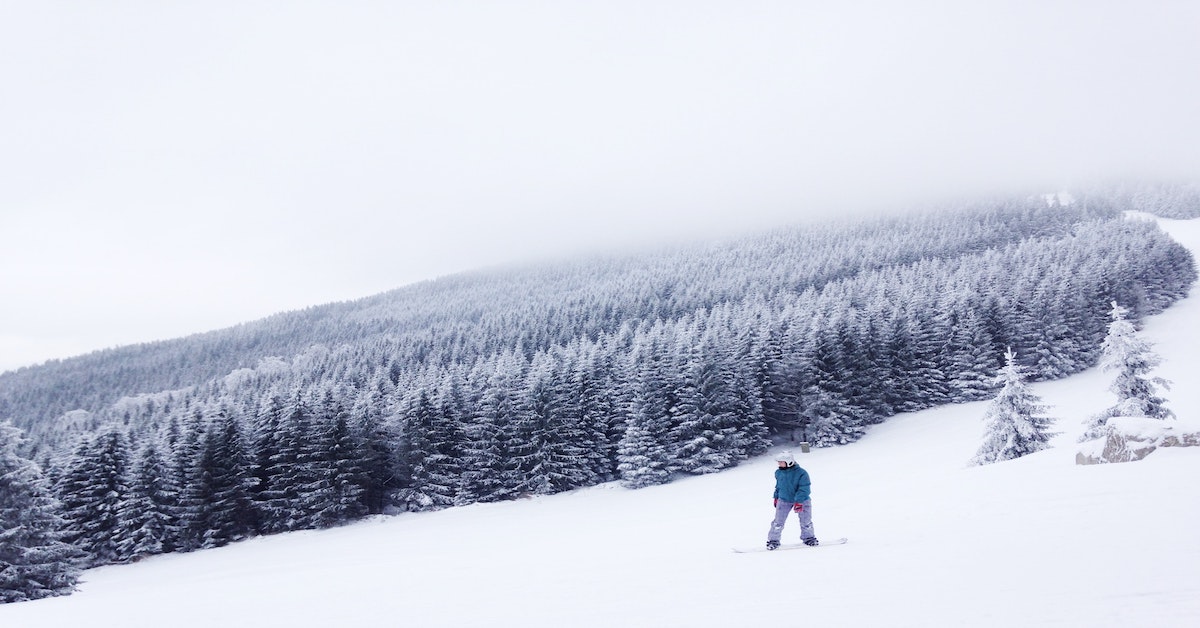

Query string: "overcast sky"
[[2, 1, 1199, 373]]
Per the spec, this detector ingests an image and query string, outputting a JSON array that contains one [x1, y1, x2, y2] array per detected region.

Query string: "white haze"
[[3, 1, 1200, 371], [2, 216, 1198, 627]]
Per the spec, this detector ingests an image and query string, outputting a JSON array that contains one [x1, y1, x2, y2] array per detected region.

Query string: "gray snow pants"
[[767, 499, 815, 543]]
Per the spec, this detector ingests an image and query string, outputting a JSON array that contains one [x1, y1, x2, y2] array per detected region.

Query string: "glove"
[[793, 503, 804, 513], [773, 498, 778, 508]]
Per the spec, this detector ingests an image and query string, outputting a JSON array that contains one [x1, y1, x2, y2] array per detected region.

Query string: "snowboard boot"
[[803, 537, 819, 547], [766, 540, 781, 550]]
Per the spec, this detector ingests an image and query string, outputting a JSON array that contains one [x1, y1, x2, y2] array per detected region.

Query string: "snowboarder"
[[767, 451, 817, 550]]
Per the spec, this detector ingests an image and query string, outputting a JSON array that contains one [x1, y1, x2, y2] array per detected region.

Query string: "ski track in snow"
[[3, 217, 1200, 627]]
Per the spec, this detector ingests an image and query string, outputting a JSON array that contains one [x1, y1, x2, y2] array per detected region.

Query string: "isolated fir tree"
[[0, 423, 81, 603], [971, 349, 1057, 466], [1081, 302, 1173, 441]]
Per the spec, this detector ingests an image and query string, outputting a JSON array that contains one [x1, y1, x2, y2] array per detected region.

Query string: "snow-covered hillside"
[[4, 217, 1200, 628]]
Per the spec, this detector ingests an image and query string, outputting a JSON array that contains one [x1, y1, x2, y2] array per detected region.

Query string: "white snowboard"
[[732, 537, 848, 553]]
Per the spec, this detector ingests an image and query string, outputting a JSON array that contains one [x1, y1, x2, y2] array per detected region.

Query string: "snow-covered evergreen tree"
[[56, 427, 131, 566], [616, 417, 671, 489], [513, 349, 595, 495], [249, 392, 287, 530], [882, 310, 924, 413], [309, 390, 369, 526], [754, 318, 807, 436], [399, 386, 461, 511], [971, 349, 1057, 465], [669, 317, 767, 473], [262, 394, 324, 532], [459, 351, 525, 502], [617, 331, 674, 488], [170, 409, 208, 550], [352, 376, 401, 514], [943, 307, 1002, 402], [1081, 302, 1173, 441], [0, 422, 81, 603], [199, 409, 256, 547], [801, 317, 869, 446], [564, 339, 625, 483], [115, 439, 175, 560]]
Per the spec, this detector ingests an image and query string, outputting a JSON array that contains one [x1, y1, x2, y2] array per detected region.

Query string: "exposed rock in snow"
[[1075, 416, 1200, 464]]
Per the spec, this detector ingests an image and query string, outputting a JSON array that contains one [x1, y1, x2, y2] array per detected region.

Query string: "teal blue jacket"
[[773, 464, 811, 503]]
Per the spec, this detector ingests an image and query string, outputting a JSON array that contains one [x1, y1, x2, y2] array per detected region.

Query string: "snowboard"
[[732, 537, 847, 553]]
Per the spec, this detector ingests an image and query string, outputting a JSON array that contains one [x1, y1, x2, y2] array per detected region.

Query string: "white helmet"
[[775, 451, 796, 465]]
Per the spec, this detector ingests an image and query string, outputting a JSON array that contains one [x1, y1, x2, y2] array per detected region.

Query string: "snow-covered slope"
[[4, 218, 1200, 628]]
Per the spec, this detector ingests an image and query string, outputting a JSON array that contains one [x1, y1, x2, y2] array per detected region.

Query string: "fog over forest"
[[3, 2, 1200, 371]]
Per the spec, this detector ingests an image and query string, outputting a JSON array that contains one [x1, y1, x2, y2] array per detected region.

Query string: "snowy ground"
[[4, 217, 1200, 628]]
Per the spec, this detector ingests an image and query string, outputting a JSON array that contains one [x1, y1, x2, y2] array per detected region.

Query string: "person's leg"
[[795, 499, 816, 543], [767, 500, 793, 543]]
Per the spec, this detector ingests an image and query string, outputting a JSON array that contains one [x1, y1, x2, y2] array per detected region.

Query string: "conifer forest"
[[1, 184, 1197, 578]]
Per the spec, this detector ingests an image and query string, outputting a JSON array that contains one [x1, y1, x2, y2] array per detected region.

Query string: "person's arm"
[[795, 468, 811, 502]]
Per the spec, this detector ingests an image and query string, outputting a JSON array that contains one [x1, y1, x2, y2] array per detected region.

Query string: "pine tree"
[[460, 352, 525, 502], [0, 423, 81, 603], [669, 319, 764, 474], [504, 353, 558, 496], [564, 339, 623, 483], [1025, 276, 1083, 380], [943, 307, 1001, 402], [56, 427, 131, 566], [971, 349, 1057, 465], [352, 396, 399, 515], [1081, 301, 1173, 441], [311, 391, 368, 526], [801, 318, 868, 446], [170, 409, 208, 551], [616, 415, 671, 489], [115, 440, 175, 560], [907, 308, 952, 409], [519, 349, 596, 494], [755, 319, 807, 437], [399, 386, 460, 511], [200, 409, 256, 547], [259, 394, 318, 532], [882, 310, 923, 413], [249, 393, 287, 532], [616, 331, 674, 488]]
